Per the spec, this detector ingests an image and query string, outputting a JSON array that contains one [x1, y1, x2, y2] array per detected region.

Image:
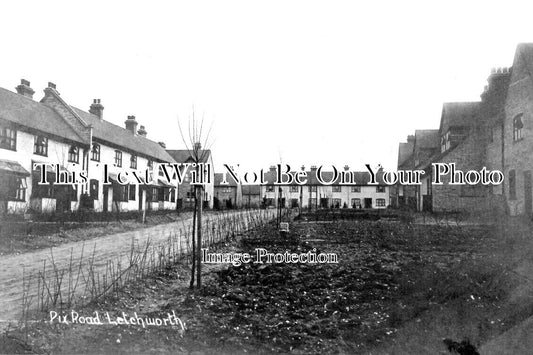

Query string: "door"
[[103, 186, 109, 212], [525, 171, 532, 218], [364, 198, 372, 209]]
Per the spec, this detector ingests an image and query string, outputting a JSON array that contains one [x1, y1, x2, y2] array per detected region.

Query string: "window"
[[266, 185, 274, 192], [376, 198, 386, 207], [290, 186, 299, 193], [0, 127, 16, 150], [114, 150, 122, 167], [309, 186, 317, 192], [152, 187, 159, 202], [130, 155, 137, 169], [351, 186, 361, 193], [332, 198, 342, 208], [509, 169, 516, 200], [113, 184, 128, 202], [68, 146, 79, 163], [170, 188, 176, 202], [31, 167, 54, 198], [351, 198, 361, 208], [376, 186, 386, 193], [91, 143, 100, 161], [332, 186, 341, 192], [513, 114, 523, 141], [441, 131, 450, 152], [147, 160, 153, 169], [489, 127, 494, 143], [33, 135, 48, 156], [309, 198, 317, 206], [1, 174, 27, 201], [128, 185, 136, 200]]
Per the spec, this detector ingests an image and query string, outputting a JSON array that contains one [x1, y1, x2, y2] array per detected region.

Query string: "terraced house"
[[260, 166, 390, 209], [0, 80, 179, 214], [394, 43, 533, 218]]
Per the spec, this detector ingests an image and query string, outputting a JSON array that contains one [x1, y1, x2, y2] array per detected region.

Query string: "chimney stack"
[[89, 99, 104, 120], [16, 79, 35, 99], [124, 115, 138, 135], [407, 135, 415, 143], [137, 125, 147, 137]]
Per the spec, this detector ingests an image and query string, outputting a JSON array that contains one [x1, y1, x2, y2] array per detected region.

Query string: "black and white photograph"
[[1, 1, 533, 354]]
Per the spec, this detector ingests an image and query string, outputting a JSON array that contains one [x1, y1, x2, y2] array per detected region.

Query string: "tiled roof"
[[439, 102, 479, 133], [166, 149, 212, 164], [0, 159, 30, 176], [242, 185, 261, 195], [414, 129, 439, 149], [0, 88, 87, 145], [72, 107, 176, 163], [214, 172, 239, 186], [398, 142, 413, 168]]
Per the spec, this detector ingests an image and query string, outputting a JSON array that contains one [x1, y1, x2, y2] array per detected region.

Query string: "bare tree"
[[177, 109, 213, 288]]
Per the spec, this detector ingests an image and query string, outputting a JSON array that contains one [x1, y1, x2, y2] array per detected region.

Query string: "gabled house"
[[166, 147, 215, 210], [501, 43, 533, 217]]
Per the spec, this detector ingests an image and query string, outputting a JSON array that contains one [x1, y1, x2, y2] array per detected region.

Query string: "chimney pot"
[[48, 82, 56, 89], [15, 79, 35, 99], [158, 141, 166, 148], [125, 115, 138, 134], [137, 125, 147, 137], [89, 98, 104, 120], [193, 142, 202, 150]]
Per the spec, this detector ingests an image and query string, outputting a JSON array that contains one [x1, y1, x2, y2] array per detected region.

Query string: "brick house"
[[500, 44, 533, 217]]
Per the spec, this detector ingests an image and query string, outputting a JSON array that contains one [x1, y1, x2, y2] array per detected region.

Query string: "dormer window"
[[91, 143, 100, 161], [513, 114, 523, 141], [68, 146, 79, 163], [33, 135, 48, 156]]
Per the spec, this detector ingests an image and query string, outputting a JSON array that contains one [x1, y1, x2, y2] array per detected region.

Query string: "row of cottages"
[[0, 80, 184, 215], [394, 43, 533, 217], [212, 166, 390, 209]]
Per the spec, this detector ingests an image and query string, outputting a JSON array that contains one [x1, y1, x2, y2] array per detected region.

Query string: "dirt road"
[[0, 209, 273, 329]]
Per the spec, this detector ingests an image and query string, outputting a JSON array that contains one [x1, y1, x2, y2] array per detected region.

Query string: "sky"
[[1, 0, 531, 173]]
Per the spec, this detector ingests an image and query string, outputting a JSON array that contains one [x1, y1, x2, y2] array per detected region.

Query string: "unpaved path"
[[0, 209, 273, 329]]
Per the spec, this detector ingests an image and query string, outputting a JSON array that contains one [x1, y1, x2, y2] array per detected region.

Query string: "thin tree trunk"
[[190, 187, 197, 288], [197, 186, 203, 287]]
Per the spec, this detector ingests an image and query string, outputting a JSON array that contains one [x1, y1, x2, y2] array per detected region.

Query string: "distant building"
[[260, 166, 390, 209], [214, 172, 242, 209], [166, 147, 214, 210]]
